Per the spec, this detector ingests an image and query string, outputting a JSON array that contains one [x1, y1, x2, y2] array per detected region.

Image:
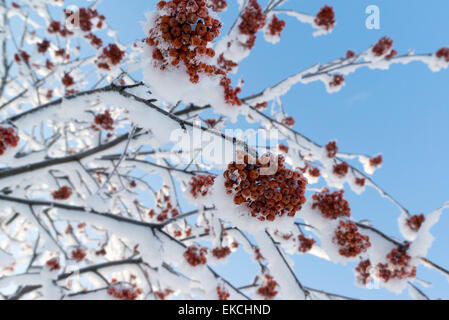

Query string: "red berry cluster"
[[329, 74, 344, 87], [189, 175, 216, 198], [282, 116, 295, 127], [208, 0, 227, 12], [325, 140, 338, 158], [150, 187, 179, 222], [212, 246, 231, 259], [254, 247, 265, 261], [355, 177, 366, 187], [0, 127, 19, 155], [311, 188, 351, 220], [238, 0, 266, 49], [385, 49, 398, 59], [369, 155, 383, 167], [217, 285, 230, 300], [204, 118, 218, 127], [96, 44, 125, 70], [14, 50, 30, 65], [346, 50, 355, 59], [155, 288, 174, 300], [278, 144, 289, 154], [62, 73, 75, 87], [48, 20, 74, 37], [184, 246, 208, 266], [436, 47, 449, 62], [308, 167, 321, 178], [355, 259, 372, 285], [147, 0, 242, 106], [46, 258, 61, 271], [93, 110, 114, 130], [372, 37, 393, 57], [217, 53, 238, 73], [37, 40, 51, 54], [254, 102, 268, 110], [333, 220, 371, 258], [71, 247, 86, 262], [376, 245, 417, 282], [107, 286, 141, 300], [223, 154, 308, 221], [65, 8, 105, 33], [257, 274, 278, 300], [333, 161, 349, 177], [298, 234, 316, 253], [315, 5, 335, 30], [52, 186, 73, 200], [267, 15, 286, 37], [406, 214, 425, 232]]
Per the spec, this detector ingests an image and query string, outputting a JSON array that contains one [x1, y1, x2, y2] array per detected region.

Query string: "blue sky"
[[90, 0, 449, 299]]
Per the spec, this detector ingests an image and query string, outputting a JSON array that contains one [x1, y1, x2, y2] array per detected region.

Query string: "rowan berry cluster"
[[329, 74, 344, 87], [325, 140, 338, 158], [254, 247, 265, 261], [212, 246, 231, 259], [315, 5, 335, 31], [37, 40, 51, 54], [278, 144, 289, 154], [376, 245, 417, 282], [355, 259, 372, 285], [298, 234, 316, 253], [96, 44, 125, 70], [52, 186, 73, 200], [282, 116, 295, 127], [208, 0, 227, 12], [149, 187, 179, 222], [369, 155, 383, 167], [308, 167, 321, 178], [48, 20, 74, 37], [346, 50, 355, 59], [65, 8, 105, 33], [266, 15, 286, 37], [189, 175, 216, 198], [217, 53, 238, 73], [155, 288, 174, 300], [238, 0, 266, 49], [147, 0, 242, 106], [0, 127, 20, 155], [333, 161, 349, 177], [355, 177, 366, 187], [223, 154, 307, 221], [46, 258, 61, 271], [62, 73, 75, 87], [217, 286, 230, 300], [311, 188, 351, 220], [254, 102, 268, 110], [333, 220, 371, 258], [93, 110, 114, 130], [107, 286, 141, 300], [257, 274, 278, 300], [14, 50, 30, 65], [204, 118, 218, 127], [436, 47, 449, 62], [372, 37, 394, 57], [406, 214, 425, 232], [71, 247, 86, 262], [184, 246, 208, 266]]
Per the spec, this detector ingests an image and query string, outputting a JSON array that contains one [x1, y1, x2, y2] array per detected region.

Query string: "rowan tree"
[[0, 0, 447, 300]]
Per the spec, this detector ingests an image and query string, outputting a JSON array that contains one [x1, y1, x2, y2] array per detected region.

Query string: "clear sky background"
[[81, 0, 449, 299]]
